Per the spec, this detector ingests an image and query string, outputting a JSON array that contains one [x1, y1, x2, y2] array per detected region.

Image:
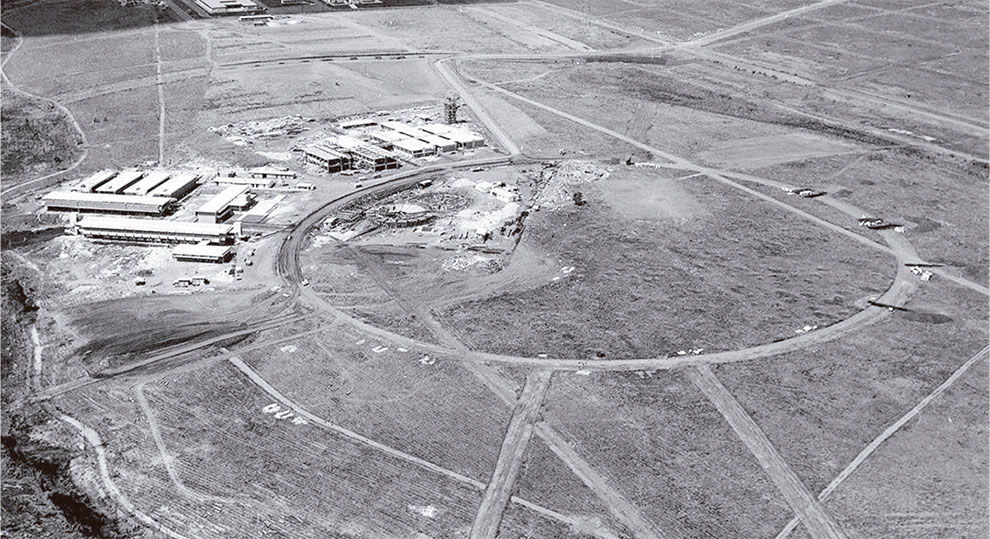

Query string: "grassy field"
[[819, 356, 988, 539], [541, 369, 792, 538], [438, 172, 891, 359], [0, 88, 83, 185], [749, 150, 990, 284], [713, 278, 988, 496], [241, 325, 510, 483]]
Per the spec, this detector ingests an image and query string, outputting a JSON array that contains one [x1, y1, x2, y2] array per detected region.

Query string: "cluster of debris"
[[209, 116, 314, 145], [858, 216, 899, 230], [910, 266, 933, 281]]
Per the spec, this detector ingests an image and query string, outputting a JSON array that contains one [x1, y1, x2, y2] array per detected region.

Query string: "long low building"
[[43, 191, 175, 215], [148, 172, 201, 200], [216, 175, 277, 189], [196, 0, 262, 15], [173, 243, 234, 263], [76, 217, 236, 244]]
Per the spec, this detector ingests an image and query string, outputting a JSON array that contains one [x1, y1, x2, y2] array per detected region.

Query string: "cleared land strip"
[[471, 370, 553, 539], [153, 15, 167, 164], [686, 365, 849, 539], [774, 346, 990, 539]]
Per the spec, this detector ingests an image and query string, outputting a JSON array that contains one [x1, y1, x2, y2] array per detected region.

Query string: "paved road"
[[686, 365, 849, 539], [471, 369, 553, 539]]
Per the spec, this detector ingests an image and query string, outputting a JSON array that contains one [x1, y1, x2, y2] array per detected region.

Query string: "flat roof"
[[421, 133, 457, 148], [368, 130, 408, 143], [243, 198, 280, 216], [421, 124, 484, 143], [333, 135, 368, 149], [43, 191, 175, 206], [305, 145, 348, 160], [94, 170, 144, 193], [393, 138, 434, 152], [249, 167, 296, 177], [381, 121, 433, 140], [339, 118, 378, 129], [217, 176, 274, 186], [197, 185, 249, 215], [74, 170, 118, 192], [148, 172, 200, 198], [78, 216, 234, 235], [198, 0, 258, 8], [123, 171, 171, 196], [173, 244, 233, 257]]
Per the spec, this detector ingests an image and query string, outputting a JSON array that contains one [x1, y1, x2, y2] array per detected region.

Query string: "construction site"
[[1, 1, 987, 539]]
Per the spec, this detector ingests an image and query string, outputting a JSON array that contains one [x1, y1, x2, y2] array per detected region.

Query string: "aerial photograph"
[[0, 0, 987, 537]]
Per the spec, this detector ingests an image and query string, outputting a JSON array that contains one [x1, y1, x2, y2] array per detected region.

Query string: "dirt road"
[[686, 365, 849, 539], [471, 369, 553, 539], [434, 58, 521, 156], [773, 346, 990, 539]]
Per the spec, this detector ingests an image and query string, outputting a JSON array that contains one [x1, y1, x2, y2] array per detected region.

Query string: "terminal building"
[[43, 192, 175, 215], [303, 138, 399, 173], [75, 217, 237, 245], [196, 185, 253, 223]]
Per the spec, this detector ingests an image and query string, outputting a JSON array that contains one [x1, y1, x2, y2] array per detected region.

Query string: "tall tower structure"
[[444, 94, 460, 124]]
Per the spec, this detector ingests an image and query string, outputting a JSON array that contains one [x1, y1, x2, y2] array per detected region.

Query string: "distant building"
[[173, 243, 234, 263], [71, 170, 117, 192], [123, 171, 171, 196], [196, 185, 253, 223], [392, 137, 434, 159], [147, 173, 201, 200], [248, 167, 296, 181], [94, 170, 144, 194], [43, 192, 174, 215], [216, 175, 277, 189], [196, 0, 262, 16], [75, 217, 236, 245], [304, 144, 351, 173]]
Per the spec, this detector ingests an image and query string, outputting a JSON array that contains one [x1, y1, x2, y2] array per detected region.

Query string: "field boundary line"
[[773, 345, 990, 539], [57, 413, 192, 539], [686, 364, 849, 539]]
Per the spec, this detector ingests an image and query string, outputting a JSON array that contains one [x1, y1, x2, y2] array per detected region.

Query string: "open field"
[[439, 171, 891, 359], [714, 278, 989, 495], [542, 369, 792, 538]]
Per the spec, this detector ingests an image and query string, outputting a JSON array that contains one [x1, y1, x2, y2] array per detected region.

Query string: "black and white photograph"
[[1, 0, 987, 537]]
